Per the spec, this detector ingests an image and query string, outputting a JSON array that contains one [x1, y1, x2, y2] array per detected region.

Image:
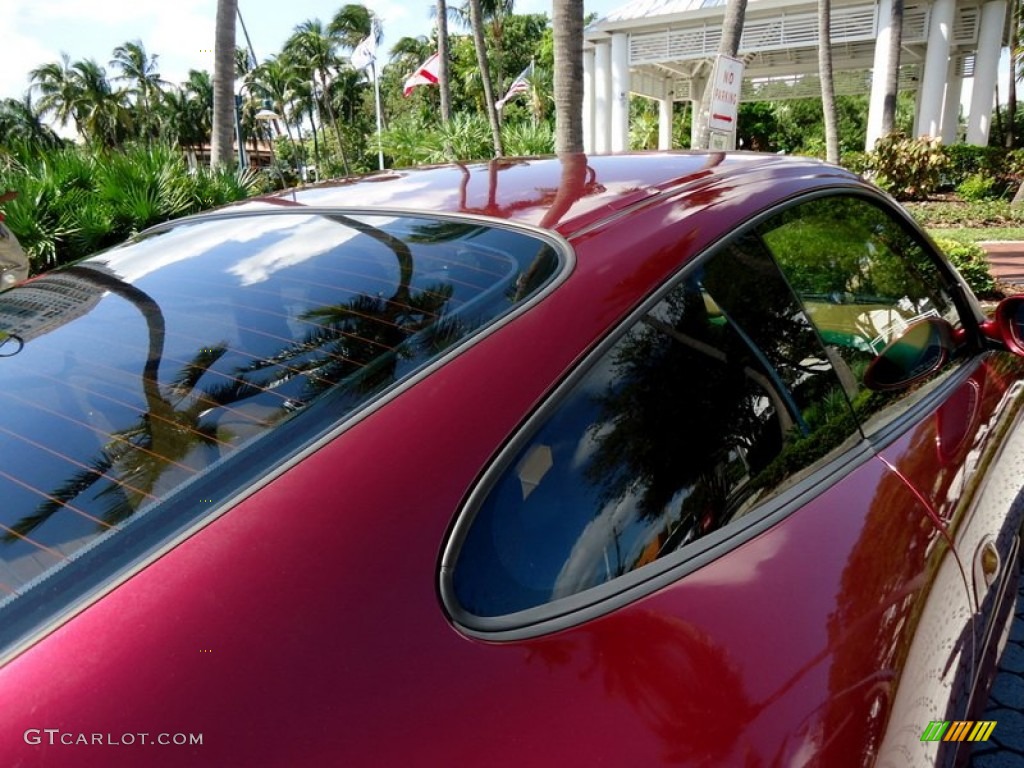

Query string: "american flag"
[[495, 63, 534, 111]]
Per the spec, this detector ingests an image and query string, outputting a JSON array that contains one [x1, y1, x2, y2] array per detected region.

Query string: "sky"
[[0, 0, 622, 105]]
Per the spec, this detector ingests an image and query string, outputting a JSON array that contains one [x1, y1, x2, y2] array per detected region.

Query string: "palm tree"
[[284, 19, 351, 176], [0, 95, 62, 150], [160, 70, 214, 158], [552, 0, 584, 153], [390, 35, 433, 74], [288, 75, 323, 176], [110, 40, 169, 144], [30, 54, 85, 137], [69, 59, 130, 148], [467, 0, 504, 156], [329, 4, 375, 49], [212, 0, 238, 168], [250, 55, 303, 143], [818, 0, 839, 162]]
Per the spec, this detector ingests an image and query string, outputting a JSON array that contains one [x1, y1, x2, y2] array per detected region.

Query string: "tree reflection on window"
[[454, 237, 859, 617]]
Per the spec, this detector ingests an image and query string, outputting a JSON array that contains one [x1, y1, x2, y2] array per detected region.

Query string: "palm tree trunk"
[[212, 0, 238, 168], [320, 70, 352, 176], [437, 0, 452, 126], [308, 100, 321, 178], [1007, 0, 1018, 148], [468, 0, 504, 157], [880, 0, 903, 135], [818, 0, 840, 162], [553, 0, 584, 154]]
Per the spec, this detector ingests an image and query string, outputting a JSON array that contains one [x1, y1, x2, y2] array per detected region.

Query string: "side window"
[[449, 235, 860, 620], [759, 196, 970, 435]]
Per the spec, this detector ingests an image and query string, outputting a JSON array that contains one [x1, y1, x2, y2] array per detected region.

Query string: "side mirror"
[[981, 295, 1024, 356], [864, 316, 955, 391]]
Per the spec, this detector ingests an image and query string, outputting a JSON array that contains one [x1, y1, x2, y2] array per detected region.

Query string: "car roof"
[[221, 152, 859, 239]]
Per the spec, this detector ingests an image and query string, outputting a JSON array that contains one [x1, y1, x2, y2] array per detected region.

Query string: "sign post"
[[707, 55, 744, 150]]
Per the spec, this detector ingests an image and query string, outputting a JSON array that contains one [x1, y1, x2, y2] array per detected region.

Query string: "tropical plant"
[[868, 133, 948, 200], [503, 120, 554, 155], [30, 54, 84, 136], [0, 143, 260, 271], [284, 19, 352, 176], [956, 173, 1000, 201], [380, 115, 445, 166], [0, 96, 63, 152], [329, 4, 375, 49], [110, 40, 169, 144], [161, 70, 214, 156]]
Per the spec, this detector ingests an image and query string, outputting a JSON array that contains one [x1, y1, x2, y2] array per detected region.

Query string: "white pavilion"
[[582, 0, 1009, 151]]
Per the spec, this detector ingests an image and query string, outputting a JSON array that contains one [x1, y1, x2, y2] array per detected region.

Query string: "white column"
[[967, 0, 1007, 145], [866, 0, 894, 150], [594, 40, 612, 154], [610, 32, 631, 152], [940, 59, 963, 143], [689, 71, 706, 147], [583, 47, 596, 154], [659, 91, 673, 150], [917, 0, 955, 138]]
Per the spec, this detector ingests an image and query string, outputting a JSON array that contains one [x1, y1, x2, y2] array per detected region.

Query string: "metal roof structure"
[[582, 0, 1007, 151]]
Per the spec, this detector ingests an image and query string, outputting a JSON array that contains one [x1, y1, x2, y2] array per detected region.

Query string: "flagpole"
[[372, 61, 385, 171], [530, 58, 537, 128]]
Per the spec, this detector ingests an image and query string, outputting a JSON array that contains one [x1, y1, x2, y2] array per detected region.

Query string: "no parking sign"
[[708, 55, 744, 148]]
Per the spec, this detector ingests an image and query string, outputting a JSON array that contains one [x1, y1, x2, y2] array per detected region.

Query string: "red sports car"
[[1, 152, 1023, 767]]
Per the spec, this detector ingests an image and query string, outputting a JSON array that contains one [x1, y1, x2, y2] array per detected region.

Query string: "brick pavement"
[[982, 242, 1024, 287], [972, 579, 1024, 766]]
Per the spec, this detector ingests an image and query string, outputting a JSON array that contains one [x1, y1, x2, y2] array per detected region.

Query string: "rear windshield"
[[0, 211, 563, 649]]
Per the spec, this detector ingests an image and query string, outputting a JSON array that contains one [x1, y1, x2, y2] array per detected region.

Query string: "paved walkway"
[[981, 242, 1024, 286]]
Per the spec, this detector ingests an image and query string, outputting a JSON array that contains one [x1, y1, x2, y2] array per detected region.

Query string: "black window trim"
[[440, 183, 994, 641], [0, 210, 576, 668]]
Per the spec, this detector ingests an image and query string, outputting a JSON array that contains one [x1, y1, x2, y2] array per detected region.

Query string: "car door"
[[443, 203, 978, 765], [758, 192, 1024, 754]]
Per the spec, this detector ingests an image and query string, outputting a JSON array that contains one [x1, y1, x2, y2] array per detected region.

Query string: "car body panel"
[[874, 354, 1024, 708], [1, 153, 1021, 766], [0, 378, 959, 766]]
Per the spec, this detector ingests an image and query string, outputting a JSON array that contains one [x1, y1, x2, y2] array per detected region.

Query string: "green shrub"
[[0, 142, 260, 272], [933, 237, 996, 294], [956, 172, 1000, 201], [840, 151, 870, 176], [905, 198, 1024, 228], [503, 121, 554, 156], [944, 145, 1006, 185], [868, 133, 949, 200]]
